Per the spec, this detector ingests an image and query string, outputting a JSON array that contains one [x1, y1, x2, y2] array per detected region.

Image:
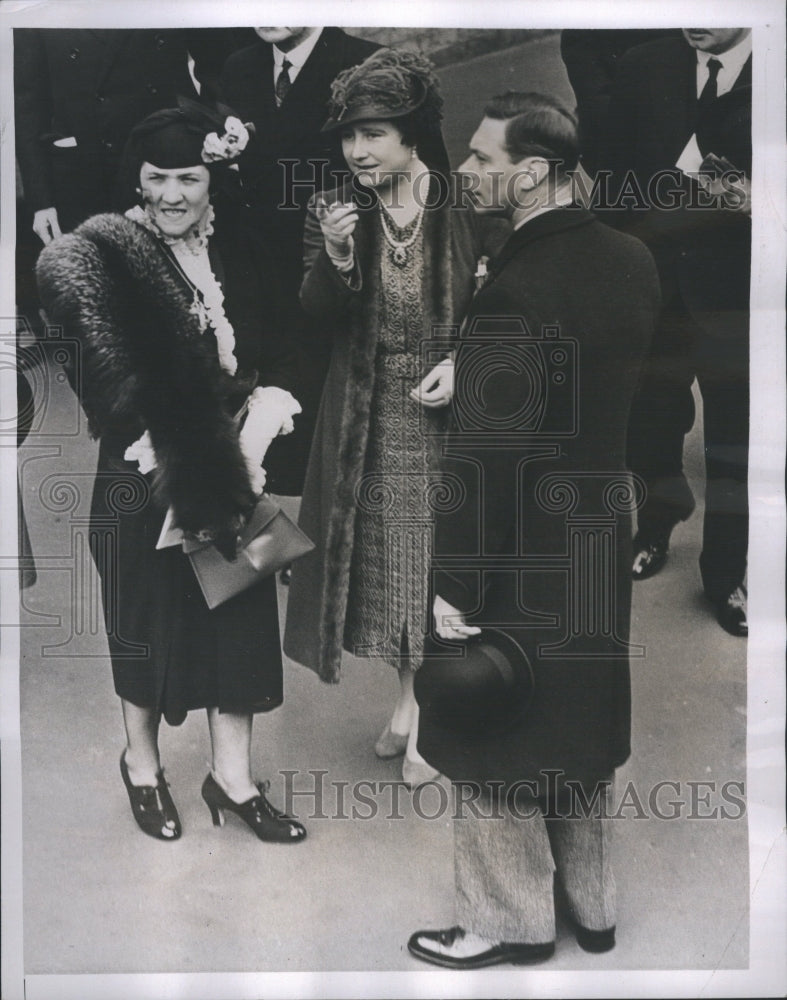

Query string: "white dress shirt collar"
[[696, 32, 752, 96], [272, 28, 323, 81]]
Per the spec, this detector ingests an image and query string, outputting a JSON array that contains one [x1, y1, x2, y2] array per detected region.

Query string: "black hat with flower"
[[118, 97, 254, 206]]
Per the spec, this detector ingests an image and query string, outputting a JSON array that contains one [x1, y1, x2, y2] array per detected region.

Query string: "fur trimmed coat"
[[283, 178, 485, 683], [35, 206, 297, 724]]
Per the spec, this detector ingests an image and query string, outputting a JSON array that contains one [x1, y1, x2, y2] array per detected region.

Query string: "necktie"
[[699, 57, 722, 106], [275, 59, 292, 106]]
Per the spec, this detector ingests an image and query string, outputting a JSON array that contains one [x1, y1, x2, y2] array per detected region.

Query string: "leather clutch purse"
[[183, 494, 314, 609]]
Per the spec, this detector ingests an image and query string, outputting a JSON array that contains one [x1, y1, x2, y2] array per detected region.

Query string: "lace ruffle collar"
[[125, 202, 215, 255]]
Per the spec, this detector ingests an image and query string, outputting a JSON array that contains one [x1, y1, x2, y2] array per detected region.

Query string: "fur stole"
[[36, 213, 255, 541]]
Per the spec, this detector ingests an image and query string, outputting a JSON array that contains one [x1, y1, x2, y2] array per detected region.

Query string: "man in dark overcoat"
[[408, 92, 660, 968], [600, 28, 751, 635], [218, 28, 381, 494]]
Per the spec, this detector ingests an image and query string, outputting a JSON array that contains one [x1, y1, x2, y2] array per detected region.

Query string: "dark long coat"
[[36, 201, 297, 726], [13, 28, 243, 228], [283, 179, 484, 683], [218, 29, 382, 492], [417, 207, 660, 792]]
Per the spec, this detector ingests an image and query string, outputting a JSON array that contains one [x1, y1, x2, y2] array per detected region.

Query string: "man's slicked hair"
[[484, 91, 579, 176]]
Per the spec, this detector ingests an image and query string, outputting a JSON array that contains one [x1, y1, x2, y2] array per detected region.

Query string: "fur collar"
[[36, 213, 255, 542]]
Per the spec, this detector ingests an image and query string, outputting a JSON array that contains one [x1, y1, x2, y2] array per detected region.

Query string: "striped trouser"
[[453, 779, 616, 944]]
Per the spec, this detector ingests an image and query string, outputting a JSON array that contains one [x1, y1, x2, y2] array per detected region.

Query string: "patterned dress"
[[344, 209, 437, 669]]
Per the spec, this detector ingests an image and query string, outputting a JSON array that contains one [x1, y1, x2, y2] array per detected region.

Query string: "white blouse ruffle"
[[125, 203, 238, 376]]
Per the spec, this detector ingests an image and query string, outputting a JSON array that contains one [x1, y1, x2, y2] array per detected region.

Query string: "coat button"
[[147, 84, 158, 95], [95, 93, 105, 103], [69, 48, 79, 60], [155, 35, 165, 48], [102, 139, 114, 151]]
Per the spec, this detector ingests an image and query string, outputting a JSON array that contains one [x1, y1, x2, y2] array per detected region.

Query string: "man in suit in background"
[[601, 28, 751, 636], [219, 27, 381, 498]]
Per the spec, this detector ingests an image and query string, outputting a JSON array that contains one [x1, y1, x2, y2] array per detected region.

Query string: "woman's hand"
[[314, 197, 358, 266], [433, 594, 481, 641], [410, 357, 454, 409]]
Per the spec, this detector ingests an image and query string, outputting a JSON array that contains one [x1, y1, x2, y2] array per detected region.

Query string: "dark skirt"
[[90, 440, 283, 726]]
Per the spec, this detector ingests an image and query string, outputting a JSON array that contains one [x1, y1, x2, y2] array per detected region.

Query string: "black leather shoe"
[[632, 533, 670, 580], [119, 750, 181, 841], [715, 586, 748, 637], [407, 926, 555, 969], [201, 773, 306, 843], [573, 923, 616, 953]]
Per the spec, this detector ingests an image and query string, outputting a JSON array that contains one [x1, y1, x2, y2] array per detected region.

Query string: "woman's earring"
[[411, 148, 418, 160]]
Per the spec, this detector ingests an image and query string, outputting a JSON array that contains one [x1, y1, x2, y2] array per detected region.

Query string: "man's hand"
[[720, 174, 751, 215], [410, 357, 454, 409], [699, 174, 752, 216], [433, 594, 482, 641], [32, 207, 62, 245], [315, 197, 358, 263]]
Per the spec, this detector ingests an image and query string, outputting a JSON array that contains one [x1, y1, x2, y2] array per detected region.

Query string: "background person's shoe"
[[632, 533, 670, 580], [715, 586, 748, 637], [407, 926, 555, 968]]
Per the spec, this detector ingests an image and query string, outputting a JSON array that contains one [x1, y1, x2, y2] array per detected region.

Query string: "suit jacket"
[[600, 35, 751, 318], [218, 28, 381, 491], [14, 28, 243, 227], [417, 207, 660, 791], [218, 28, 381, 261], [560, 29, 680, 174]]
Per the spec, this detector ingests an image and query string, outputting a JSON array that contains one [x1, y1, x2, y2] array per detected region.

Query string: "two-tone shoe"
[[407, 926, 555, 969]]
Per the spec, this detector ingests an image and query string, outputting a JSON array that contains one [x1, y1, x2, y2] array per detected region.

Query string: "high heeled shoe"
[[402, 755, 441, 790], [374, 722, 409, 759], [201, 773, 306, 843], [119, 750, 181, 841]]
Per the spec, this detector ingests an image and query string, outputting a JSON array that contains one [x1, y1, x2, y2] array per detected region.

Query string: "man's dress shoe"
[[715, 586, 748, 637], [631, 534, 669, 580], [407, 926, 555, 969]]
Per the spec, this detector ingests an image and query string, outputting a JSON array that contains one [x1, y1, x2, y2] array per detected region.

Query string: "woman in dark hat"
[[36, 101, 307, 844], [283, 49, 487, 786]]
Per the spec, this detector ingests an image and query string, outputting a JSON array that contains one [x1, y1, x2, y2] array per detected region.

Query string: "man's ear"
[[511, 156, 549, 195], [523, 156, 550, 188]]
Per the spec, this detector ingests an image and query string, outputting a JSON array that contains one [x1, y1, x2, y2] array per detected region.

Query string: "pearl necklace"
[[378, 202, 426, 266]]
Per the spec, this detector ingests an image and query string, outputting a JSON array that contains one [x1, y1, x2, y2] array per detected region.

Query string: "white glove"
[[124, 430, 157, 474], [238, 387, 301, 494]]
